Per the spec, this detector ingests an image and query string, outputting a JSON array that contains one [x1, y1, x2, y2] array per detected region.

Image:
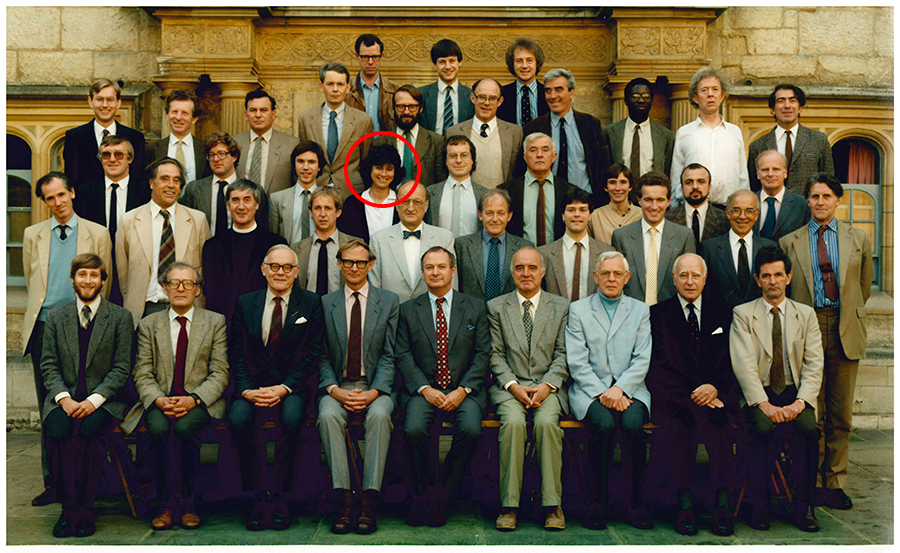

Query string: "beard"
[[395, 114, 419, 131], [75, 286, 102, 304], [684, 194, 708, 207]]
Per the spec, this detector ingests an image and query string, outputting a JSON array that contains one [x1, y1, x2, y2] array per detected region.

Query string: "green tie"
[[402, 130, 414, 178]]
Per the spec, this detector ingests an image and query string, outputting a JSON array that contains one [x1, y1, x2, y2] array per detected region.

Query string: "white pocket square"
[[295, 317, 307, 325], [711, 327, 723, 335]]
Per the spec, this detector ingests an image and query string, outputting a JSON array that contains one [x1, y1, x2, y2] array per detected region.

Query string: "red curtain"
[[847, 141, 876, 184]]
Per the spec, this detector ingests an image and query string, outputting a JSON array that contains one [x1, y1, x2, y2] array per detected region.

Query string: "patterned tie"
[[299, 190, 311, 242], [687, 302, 700, 350], [58, 224, 69, 241], [172, 316, 188, 396], [316, 238, 331, 295], [175, 140, 186, 169], [215, 180, 228, 237], [817, 226, 839, 302], [645, 227, 659, 305], [402, 130, 415, 177], [266, 296, 283, 358], [109, 182, 119, 236], [327, 111, 339, 164], [442, 87, 454, 134], [451, 181, 462, 236], [737, 238, 751, 289], [522, 299, 533, 355], [769, 305, 786, 395], [485, 237, 502, 301], [557, 119, 569, 182], [403, 229, 421, 240], [480, 123, 489, 138], [346, 292, 362, 380], [248, 136, 263, 186], [435, 297, 451, 388], [82, 305, 92, 329], [158, 209, 175, 284], [572, 242, 583, 302], [761, 196, 777, 239], [102, 129, 110, 140], [520, 86, 533, 126], [535, 180, 547, 247], [630, 124, 641, 178], [691, 209, 701, 248], [784, 129, 793, 170]]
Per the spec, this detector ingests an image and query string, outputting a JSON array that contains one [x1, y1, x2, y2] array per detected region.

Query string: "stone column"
[[670, 83, 695, 131], [608, 82, 628, 123], [217, 81, 261, 136], [154, 77, 200, 137]]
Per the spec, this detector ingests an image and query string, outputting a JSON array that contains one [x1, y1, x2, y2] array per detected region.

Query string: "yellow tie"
[[175, 139, 186, 168], [645, 227, 658, 305]]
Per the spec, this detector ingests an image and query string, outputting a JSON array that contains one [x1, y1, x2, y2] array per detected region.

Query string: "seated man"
[[647, 253, 737, 536], [396, 246, 490, 527], [566, 251, 652, 530], [730, 245, 823, 532], [40, 254, 133, 538], [487, 246, 569, 531], [124, 262, 229, 531], [228, 244, 325, 530], [318, 239, 400, 535]]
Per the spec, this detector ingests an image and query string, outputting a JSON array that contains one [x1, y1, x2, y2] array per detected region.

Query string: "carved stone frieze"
[[208, 25, 251, 55], [162, 25, 204, 56], [620, 27, 660, 57], [619, 23, 707, 59], [662, 27, 704, 57], [162, 23, 251, 57]]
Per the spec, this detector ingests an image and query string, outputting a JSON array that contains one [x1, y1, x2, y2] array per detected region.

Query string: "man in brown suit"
[[665, 163, 730, 250], [346, 33, 400, 133]]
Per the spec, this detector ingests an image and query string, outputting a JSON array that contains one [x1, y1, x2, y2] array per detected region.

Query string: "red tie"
[[346, 292, 362, 380], [172, 316, 188, 396], [266, 296, 283, 358], [817, 226, 839, 302], [435, 297, 451, 388]]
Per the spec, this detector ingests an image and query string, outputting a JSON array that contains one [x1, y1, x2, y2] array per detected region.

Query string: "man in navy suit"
[[497, 37, 549, 127], [418, 39, 475, 134], [227, 244, 325, 530], [754, 150, 811, 242]]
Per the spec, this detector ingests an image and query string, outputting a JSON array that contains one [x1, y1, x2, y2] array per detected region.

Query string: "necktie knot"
[[403, 230, 421, 240], [217, 179, 227, 187], [739, 237, 746, 246], [817, 225, 828, 238], [111, 181, 119, 191], [770, 305, 780, 317], [649, 226, 658, 236], [160, 209, 170, 220], [82, 305, 92, 327], [273, 296, 282, 305], [687, 302, 695, 313], [176, 315, 187, 329], [58, 224, 69, 240], [785, 130, 792, 137], [435, 297, 445, 307], [523, 299, 532, 310], [559, 118, 566, 127], [766, 196, 777, 207], [480, 123, 489, 137], [316, 237, 331, 246], [489, 237, 500, 245], [329, 110, 337, 121]]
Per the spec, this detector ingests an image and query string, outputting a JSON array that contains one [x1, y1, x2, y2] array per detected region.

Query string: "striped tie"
[[442, 87, 454, 134], [158, 209, 175, 284], [248, 136, 263, 186]]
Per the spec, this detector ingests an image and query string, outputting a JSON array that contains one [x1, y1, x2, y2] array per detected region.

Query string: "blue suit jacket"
[[565, 293, 652, 420], [418, 82, 475, 133]]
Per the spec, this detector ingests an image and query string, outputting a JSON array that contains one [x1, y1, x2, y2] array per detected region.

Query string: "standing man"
[[517, 69, 612, 208], [419, 39, 475, 134], [40, 254, 133, 538], [201, 180, 286, 326], [497, 38, 549, 127], [318, 239, 400, 535], [780, 173, 873, 510], [396, 246, 491, 527], [23, 172, 112, 507], [701, 189, 778, 311], [455, 189, 532, 302], [297, 62, 374, 201], [269, 141, 326, 243], [647, 253, 737, 536], [63, 78, 145, 191], [611, 171, 695, 305], [291, 187, 358, 295], [116, 158, 210, 328], [124, 262, 230, 531], [347, 34, 401, 133], [671, 67, 749, 207], [228, 244, 325, 531], [540, 187, 613, 301], [144, 89, 211, 183], [754, 149, 811, 242], [369, 180, 456, 303], [500, 132, 576, 245], [235, 89, 299, 196], [567, 251, 653, 530], [603, 77, 675, 182], [748, 84, 835, 194], [729, 246, 823, 532], [425, 135, 489, 236], [446, 78, 523, 188], [665, 163, 730, 250], [488, 246, 569, 531]]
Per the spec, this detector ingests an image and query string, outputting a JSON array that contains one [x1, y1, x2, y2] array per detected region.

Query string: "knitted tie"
[[327, 110, 338, 164], [266, 296, 283, 358], [248, 135, 263, 186], [522, 299, 533, 355], [435, 297, 451, 388], [557, 119, 569, 182], [761, 197, 777, 239], [442, 87, 454, 135], [645, 227, 659, 305], [769, 306, 786, 395], [346, 292, 362, 380], [484, 237, 502, 301], [158, 209, 175, 284], [817, 226, 839, 301]]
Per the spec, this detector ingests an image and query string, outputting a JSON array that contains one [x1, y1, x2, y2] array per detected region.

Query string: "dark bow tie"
[[403, 230, 421, 240]]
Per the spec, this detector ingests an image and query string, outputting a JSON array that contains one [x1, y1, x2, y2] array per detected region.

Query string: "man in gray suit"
[[488, 246, 569, 531], [611, 171, 695, 305], [396, 246, 491, 527], [540, 187, 614, 302], [754, 149, 811, 242], [318, 239, 400, 535], [268, 141, 326, 243], [445, 78, 523, 188], [235, 89, 299, 196], [425, 135, 489, 236], [603, 77, 675, 181], [373, 85, 446, 186], [370, 180, 456, 303], [418, 39, 475, 135], [41, 253, 132, 538], [125, 262, 229, 531], [455, 189, 532, 302], [291, 187, 358, 295], [748, 84, 835, 194]]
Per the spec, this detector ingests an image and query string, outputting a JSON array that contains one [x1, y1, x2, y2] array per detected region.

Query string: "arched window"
[[831, 138, 881, 287], [7, 135, 32, 287]]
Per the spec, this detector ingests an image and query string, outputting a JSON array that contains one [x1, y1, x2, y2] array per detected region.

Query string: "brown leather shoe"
[[32, 488, 57, 507], [356, 493, 377, 535], [332, 490, 355, 534], [544, 506, 565, 530], [151, 508, 174, 531], [496, 509, 517, 531], [180, 509, 202, 530]]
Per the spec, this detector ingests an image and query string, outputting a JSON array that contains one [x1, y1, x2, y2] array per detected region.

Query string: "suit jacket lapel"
[[530, 297, 550, 355], [37, 222, 52, 290], [650, 122, 666, 170], [590, 294, 611, 333], [200, 178, 213, 220], [774, 192, 796, 237], [184, 310, 207, 380], [388, 226, 415, 290], [608, 294, 629, 337], [446, 294, 464, 352], [466, 238, 486, 291], [429, 183, 444, 222], [837, 222, 852, 292], [362, 288, 380, 360], [173, 205, 192, 261], [789, 126, 808, 173], [657, 227, 678, 283], [84, 300, 109, 369], [629, 227, 647, 293], [753, 299, 773, 358], [265, 135, 284, 188], [499, 123, 512, 178], [794, 230, 815, 298], [336, 110, 359, 162], [312, 106, 327, 153], [504, 295, 527, 356], [501, 236, 517, 291], [136, 205, 155, 271], [416, 296, 438, 354], [63, 304, 80, 375], [157, 313, 175, 389]]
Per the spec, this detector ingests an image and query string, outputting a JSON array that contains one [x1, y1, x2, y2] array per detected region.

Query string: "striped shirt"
[[808, 218, 840, 308]]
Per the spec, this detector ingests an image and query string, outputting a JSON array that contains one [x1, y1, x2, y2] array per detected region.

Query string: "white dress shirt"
[[168, 305, 194, 350], [396, 124, 420, 161], [759, 186, 786, 226], [774, 123, 798, 158], [684, 201, 710, 235], [728, 229, 754, 274], [362, 188, 397, 237], [243, 127, 274, 189], [261, 288, 291, 344], [438, 177, 479, 236], [210, 171, 237, 236], [306, 229, 342, 294], [418, 288, 455, 394], [167, 133, 197, 182], [321, 102, 346, 146], [762, 298, 794, 387], [93, 120, 117, 147], [436, 80, 460, 127], [677, 294, 702, 331], [402, 222, 424, 284], [470, 116, 498, 138], [641, 218, 665, 264], [54, 296, 107, 409], [344, 282, 369, 377], [671, 117, 750, 205], [622, 117, 654, 176], [147, 201, 178, 303], [562, 233, 591, 300], [105, 174, 129, 228]]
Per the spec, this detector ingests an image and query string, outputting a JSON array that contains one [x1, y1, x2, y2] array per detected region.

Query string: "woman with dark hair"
[[587, 163, 643, 244], [338, 144, 404, 243]]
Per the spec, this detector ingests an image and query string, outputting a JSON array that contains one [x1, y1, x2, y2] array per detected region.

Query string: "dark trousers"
[[746, 385, 818, 507], [228, 395, 306, 494], [404, 394, 482, 495], [29, 321, 51, 487], [583, 398, 648, 506], [667, 401, 734, 490], [44, 407, 111, 511], [146, 405, 210, 509]]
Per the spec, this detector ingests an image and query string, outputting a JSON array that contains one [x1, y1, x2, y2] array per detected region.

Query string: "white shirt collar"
[[761, 186, 786, 203], [150, 200, 177, 217], [401, 221, 424, 233], [562, 232, 589, 250], [168, 306, 194, 323], [265, 287, 292, 307], [168, 133, 193, 146], [94, 119, 116, 134], [76, 295, 102, 322], [729, 228, 752, 246], [252, 127, 275, 142], [105, 174, 129, 188], [641, 217, 665, 234], [695, 116, 726, 130], [344, 281, 370, 301], [429, 288, 454, 305], [438, 80, 458, 94], [447, 176, 472, 189], [232, 222, 257, 234], [763, 297, 787, 314], [625, 117, 648, 132], [677, 293, 702, 314], [775, 123, 799, 140], [685, 201, 709, 221], [474, 115, 498, 131], [516, 289, 541, 310]]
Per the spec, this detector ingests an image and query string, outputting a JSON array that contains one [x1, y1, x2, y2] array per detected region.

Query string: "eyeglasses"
[[400, 199, 426, 208], [394, 104, 420, 113], [358, 55, 382, 62], [728, 207, 759, 216], [597, 270, 627, 279], [629, 94, 652, 102], [207, 151, 232, 160], [339, 259, 371, 269], [474, 95, 501, 105], [100, 151, 129, 161], [165, 279, 197, 290], [265, 263, 296, 273]]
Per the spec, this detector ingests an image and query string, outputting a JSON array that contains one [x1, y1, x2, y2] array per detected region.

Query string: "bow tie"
[[402, 230, 421, 240]]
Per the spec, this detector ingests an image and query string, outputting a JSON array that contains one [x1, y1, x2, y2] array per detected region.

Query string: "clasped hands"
[[422, 386, 467, 411], [154, 395, 197, 418], [243, 385, 289, 408], [758, 399, 805, 423], [59, 397, 97, 419], [691, 383, 724, 408], [598, 385, 632, 412], [509, 382, 552, 408], [330, 387, 379, 413]]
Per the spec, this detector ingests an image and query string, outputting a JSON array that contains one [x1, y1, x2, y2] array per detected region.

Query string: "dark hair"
[[680, 162, 711, 184], [420, 245, 456, 271], [203, 130, 241, 165], [430, 39, 462, 64], [159, 261, 203, 287], [753, 244, 792, 277], [35, 172, 71, 199], [97, 135, 134, 161], [359, 144, 405, 189], [479, 188, 512, 212], [804, 172, 844, 199], [145, 157, 186, 186], [318, 62, 350, 84], [768, 84, 807, 109], [70, 252, 107, 282], [443, 135, 477, 173], [164, 89, 200, 117], [635, 171, 671, 199], [244, 89, 276, 110], [604, 163, 633, 187], [505, 38, 544, 76], [337, 238, 376, 262], [290, 140, 326, 181], [624, 77, 654, 100], [562, 186, 593, 211], [226, 178, 263, 205], [355, 33, 384, 55], [393, 84, 423, 106]]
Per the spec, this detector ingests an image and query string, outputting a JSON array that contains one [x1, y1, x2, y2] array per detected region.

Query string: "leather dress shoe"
[[824, 488, 853, 510], [74, 513, 96, 538], [332, 504, 355, 534], [496, 509, 517, 531], [583, 502, 606, 530], [795, 504, 819, 532], [33, 488, 57, 507], [544, 506, 565, 530], [53, 510, 75, 538], [356, 493, 377, 535], [270, 493, 291, 531], [425, 489, 449, 528], [629, 505, 653, 530], [247, 496, 269, 531], [748, 505, 770, 530], [180, 509, 202, 529], [675, 507, 697, 535], [712, 507, 734, 536], [405, 495, 428, 527], [151, 508, 174, 531]]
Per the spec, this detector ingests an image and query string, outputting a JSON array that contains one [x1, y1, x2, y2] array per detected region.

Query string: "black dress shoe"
[[712, 507, 734, 536], [270, 493, 291, 531], [749, 505, 770, 531], [796, 504, 819, 532], [583, 502, 606, 530], [75, 515, 96, 538], [629, 505, 653, 530], [425, 489, 450, 528], [53, 511, 74, 538], [246, 497, 269, 531], [405, 495, 428, 527], [824, 488, 853, 510], [675, 507, 697, 535], [33, 488, 57, 507]]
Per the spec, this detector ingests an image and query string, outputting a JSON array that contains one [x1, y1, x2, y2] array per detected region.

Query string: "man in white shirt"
[[418, 39, 475, 134], [234, 89, 299, 196], [426, 135, 489, 237], [144, 89, 210, 183]]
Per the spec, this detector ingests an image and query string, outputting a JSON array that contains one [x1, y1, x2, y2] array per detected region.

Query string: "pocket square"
[[711, 327, 723, 335], [467, 325, 475, 331], [295, 317, 308, 325]]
